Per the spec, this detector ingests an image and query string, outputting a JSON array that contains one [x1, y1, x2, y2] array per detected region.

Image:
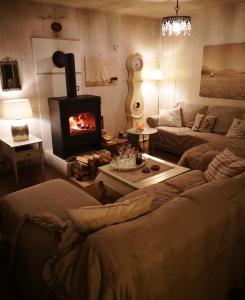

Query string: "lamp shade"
[[148, 69, 164, 81], [2, 98, 33, 120]]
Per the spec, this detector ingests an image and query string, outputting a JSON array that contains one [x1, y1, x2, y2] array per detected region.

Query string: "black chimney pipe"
[[52, 51, 77, 98]]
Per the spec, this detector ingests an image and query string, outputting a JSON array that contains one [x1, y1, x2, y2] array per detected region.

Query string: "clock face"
[[132, 57, 143, 71]]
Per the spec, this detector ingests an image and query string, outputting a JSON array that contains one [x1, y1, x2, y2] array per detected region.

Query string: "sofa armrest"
[[146, 115, 159, 128], [199, 151, 220, 171]]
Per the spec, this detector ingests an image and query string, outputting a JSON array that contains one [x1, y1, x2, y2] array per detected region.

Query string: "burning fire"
[[69, 113, 96, 136]]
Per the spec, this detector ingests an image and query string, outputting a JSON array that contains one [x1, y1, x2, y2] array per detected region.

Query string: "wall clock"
[[125, 53, 144, 129]]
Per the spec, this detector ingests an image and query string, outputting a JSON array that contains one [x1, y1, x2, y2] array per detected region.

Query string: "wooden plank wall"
[[159, 1, 245, 109], [0, 0, 160, 145]]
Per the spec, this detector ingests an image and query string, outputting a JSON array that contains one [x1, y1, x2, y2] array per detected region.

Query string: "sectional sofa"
[[146, 102, 245, 170], [147, 102, 245, 153], [1, 168, 245, 300], [1, 102, 245, 300]]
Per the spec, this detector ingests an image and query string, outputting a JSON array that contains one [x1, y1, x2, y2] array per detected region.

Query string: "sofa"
[[146, 102, 245, 156], [1, 161, 245, 300]]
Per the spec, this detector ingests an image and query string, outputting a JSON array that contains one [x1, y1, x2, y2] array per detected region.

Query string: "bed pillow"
[[192, 113, 205, 131], [226, 118, 245, 139], [158, 107, 182, 127], [198, 115, 216, 132], [67, 194, 153, 233], [204, 148, 245, 181]]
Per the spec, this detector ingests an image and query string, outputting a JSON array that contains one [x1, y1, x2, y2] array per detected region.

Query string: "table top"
[[127, 127, 157, 135], [0, 135, 42, 148], [98, 153, 189, 190]]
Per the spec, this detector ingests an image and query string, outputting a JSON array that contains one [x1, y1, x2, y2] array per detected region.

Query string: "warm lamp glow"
[[2, 98, 33, 120], [1, 98, 33, 141], [136, 120, 144, 131], [148, 69, 164, 81], [162, 0, 191, 37]]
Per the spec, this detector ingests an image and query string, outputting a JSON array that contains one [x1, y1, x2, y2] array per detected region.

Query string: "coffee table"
[[95, 153, 189, 195]]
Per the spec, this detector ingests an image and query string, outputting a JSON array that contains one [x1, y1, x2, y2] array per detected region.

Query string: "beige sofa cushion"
[[159, 107, 182, 127], [192, 113, 205, 131], [146, 114, 159, 128], [176, 102, 208, 128], [0, 179, 99, 241], [68, 194, 153, 233], [152, 126, 225, 153], [226, 118, 245, 139], [206, 105, 245, 134], [199, 115, 216, 133], [204, 148, 245, 181]]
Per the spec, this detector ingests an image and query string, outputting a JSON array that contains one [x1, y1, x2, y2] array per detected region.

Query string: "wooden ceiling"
[[27, 0, 245, 18]]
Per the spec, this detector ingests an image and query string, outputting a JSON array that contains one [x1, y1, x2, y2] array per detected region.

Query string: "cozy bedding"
[[2, 171, 245, 300]]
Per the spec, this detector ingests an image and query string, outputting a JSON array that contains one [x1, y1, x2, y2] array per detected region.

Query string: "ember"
[[69, 112, 96, 136]]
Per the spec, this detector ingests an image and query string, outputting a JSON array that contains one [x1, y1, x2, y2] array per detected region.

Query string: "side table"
[[127, 127, 157, 153], [1, 135, 45, 183]]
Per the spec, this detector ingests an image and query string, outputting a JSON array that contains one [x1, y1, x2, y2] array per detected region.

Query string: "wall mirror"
[[0, 57, 21, 91]]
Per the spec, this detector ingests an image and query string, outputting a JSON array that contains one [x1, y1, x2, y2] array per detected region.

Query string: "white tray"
[[109, 159, 145, 171]]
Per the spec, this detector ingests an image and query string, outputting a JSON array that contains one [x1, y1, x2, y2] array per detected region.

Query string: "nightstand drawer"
[[15, 148, 42, 161]]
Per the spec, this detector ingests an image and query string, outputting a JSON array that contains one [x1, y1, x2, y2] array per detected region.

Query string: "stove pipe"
[[52, 51, 77, 98]]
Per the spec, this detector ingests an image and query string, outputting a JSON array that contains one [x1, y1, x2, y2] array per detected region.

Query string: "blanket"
[[42, 175, 245, 300], [178, 138, 245, 170]]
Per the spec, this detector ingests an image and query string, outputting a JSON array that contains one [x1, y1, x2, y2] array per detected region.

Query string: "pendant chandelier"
[[162, 0, 191, 37]]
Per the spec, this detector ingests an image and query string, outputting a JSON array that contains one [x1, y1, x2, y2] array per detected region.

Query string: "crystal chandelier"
[[162, 0, 191, 37]]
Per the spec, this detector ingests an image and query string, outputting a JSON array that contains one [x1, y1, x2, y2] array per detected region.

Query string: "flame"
[[69, 113, 96, 136]]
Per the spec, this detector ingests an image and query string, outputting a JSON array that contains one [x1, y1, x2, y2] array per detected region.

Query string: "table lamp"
[[2, 98, 33, 141]]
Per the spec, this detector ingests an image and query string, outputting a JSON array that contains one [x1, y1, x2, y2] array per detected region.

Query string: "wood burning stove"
[[48, 51, 102, 159], [48, 95, 102, 159]]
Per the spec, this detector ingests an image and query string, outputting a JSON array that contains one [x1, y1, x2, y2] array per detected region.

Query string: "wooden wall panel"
[[0, 0, 160, 152], [160, 2, 245, 109]]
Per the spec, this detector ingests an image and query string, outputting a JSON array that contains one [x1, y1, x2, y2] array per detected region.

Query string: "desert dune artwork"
[[200, 42, 245, 100]]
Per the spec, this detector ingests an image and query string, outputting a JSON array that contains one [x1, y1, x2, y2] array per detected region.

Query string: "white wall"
[[1, 0, 243, 152], [159, 1, 245, 109], [0, 0, 160, 147]]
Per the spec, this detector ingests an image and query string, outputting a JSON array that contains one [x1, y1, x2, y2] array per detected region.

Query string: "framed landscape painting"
[[199, 42, 245, 100]]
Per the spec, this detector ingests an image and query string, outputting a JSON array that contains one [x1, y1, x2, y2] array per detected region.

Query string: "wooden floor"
[[0, 162, 68, 198], [0, 149, 180, 199]]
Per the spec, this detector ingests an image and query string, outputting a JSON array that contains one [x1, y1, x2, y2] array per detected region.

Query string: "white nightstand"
[[1, 135, 45, 183]]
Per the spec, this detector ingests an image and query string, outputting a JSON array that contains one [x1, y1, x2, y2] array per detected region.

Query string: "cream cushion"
[[159, 107, 182, 127], [199, 115, 216, 133], [192, 113, 205, 131], [226, 118, 245, 139], [68, 194, 153, 233], [176, 102, 208, 128], [206, 105, 245, 134], [204, 148, 245, 181]]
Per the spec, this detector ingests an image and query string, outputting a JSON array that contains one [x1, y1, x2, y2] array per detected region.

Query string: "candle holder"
[[136, 120, 144, 131]]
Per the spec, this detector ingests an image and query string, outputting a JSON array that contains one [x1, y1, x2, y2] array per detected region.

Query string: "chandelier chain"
[[175, 0, 179, 16]]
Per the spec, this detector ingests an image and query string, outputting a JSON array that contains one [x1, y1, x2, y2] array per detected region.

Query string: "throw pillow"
[[67, 194, 153, 233], [198, 115, 216, 132], [192, 113, 205, 131], [204, 148, 245, 181], [226, 118, 245, 139], [158, 107, 182, 127]]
